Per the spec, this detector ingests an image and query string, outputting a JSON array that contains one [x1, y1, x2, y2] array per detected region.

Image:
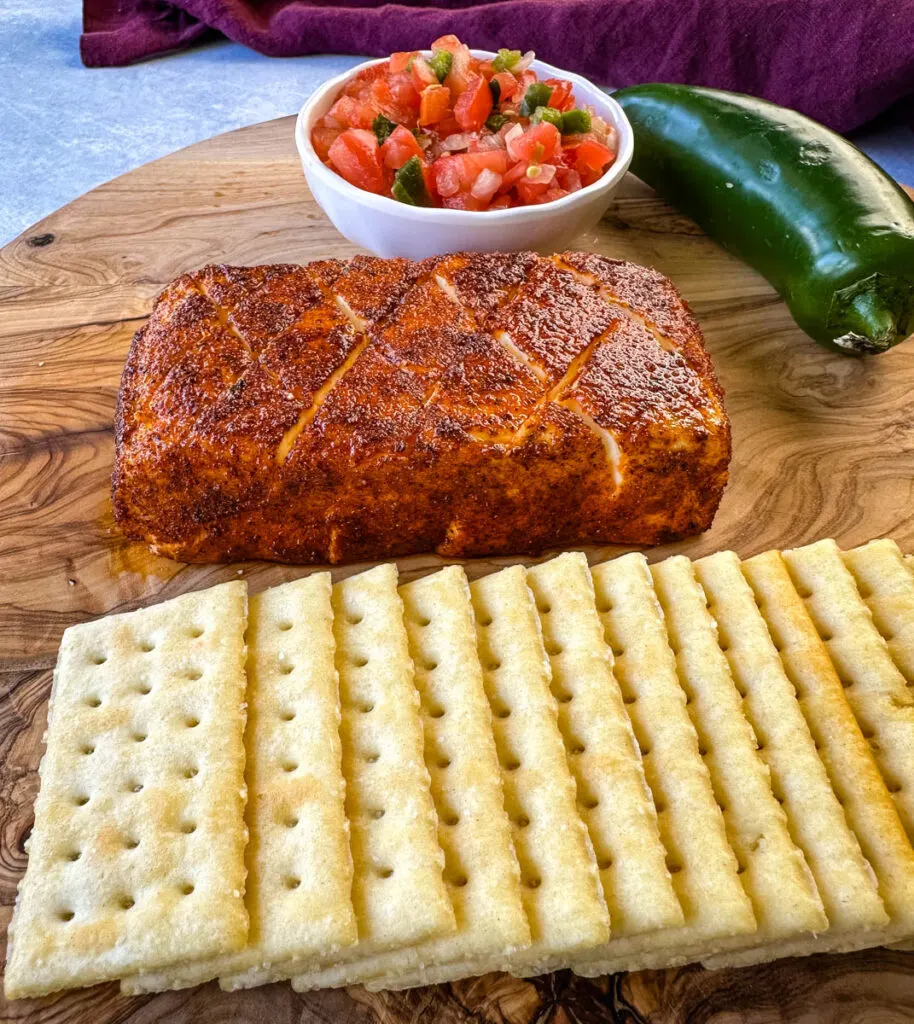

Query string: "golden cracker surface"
[[694, 551, 888, 967], [293, 566, 529, 991], [5, 583, 250, 999], [650, 556, 826, 940], [783, 539, 914, 842], [470, 564, 609, 967], [123, 574, 357, 994], [526, 553, 681, 938], [738, 549, 914, 942], [575, 553, 756, 975]]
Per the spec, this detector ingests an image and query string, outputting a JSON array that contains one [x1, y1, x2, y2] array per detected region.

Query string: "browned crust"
[[113, 252, 731, 564]]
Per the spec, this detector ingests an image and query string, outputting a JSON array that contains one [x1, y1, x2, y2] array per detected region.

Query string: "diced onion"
[[513, 50, 536, 73], [441, 132, 472, 152], [471, 168, 503, 201], [526, 163, 556, 184]]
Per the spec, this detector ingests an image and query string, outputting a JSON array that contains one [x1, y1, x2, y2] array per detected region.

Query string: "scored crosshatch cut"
[[293, 566, 530, 991], [525, 553, 681, 941], [738, 549, 914, 945], [4, 582, 250, 1000], [222, 563, 454, 991], [694, 551, 888, 967], [782, 539, 914, 843], [469, 564, 609, 972], [574, 553, 757, 976], [122, 574, 357, 994]]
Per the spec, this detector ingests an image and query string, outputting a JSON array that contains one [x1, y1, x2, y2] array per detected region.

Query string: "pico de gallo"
[[311, 36, 618, 210]]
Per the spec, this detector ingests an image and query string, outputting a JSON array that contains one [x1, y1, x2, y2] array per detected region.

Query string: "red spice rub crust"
[[113, 252, 731, 564]]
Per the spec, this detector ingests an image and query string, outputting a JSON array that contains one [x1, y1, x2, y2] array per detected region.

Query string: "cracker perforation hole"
[[90, 654, 107, 666], [494, 703, 511, 719], [476, 612, 493, 627], [351, 655, 369, 668], [189, 626, 204, 638], [427, 704, 445, 719], [537, 601, 552, 614], [137, 682, 152, 696], [183, 766, 199, 779], [180, 883, 195, 896], [73, 794, 90, 807], [598, 857, 613, 871], [279, 663, 294, 676], [85, 696, 102, 708], [278, 621, 293, 632], [666, 858, 683, 874], [139, 641, 155, 653], [180, 822, 197, 835], [128, 780, 144, 793], [57, 909, 75, 922], [285, 876, 302, 890], [448, 872, 468, 887], [347, 613, 364, 626], [580, 796, 599, 810], [364, 751, 380, 764], [186, 669, 203, 681], [132, 732, 147, 743], [280, 709, 296, 721], [888, 779, 903, 794], [437, 756, 452, 769], [569, 741, 586, 756], [524, 875, 542, 889], [282, 760, 299, 773], [514, 813, 530, 828], [377, 866, 394, 879], [185, 716, 200, 729], [423, 659, 439, 672], [611, 644, 625, 658], [369, 808, 385, 820], [554, 687, 573, 704], [502, 757, 521, 772], [124, 837, 140, 849], [486, 660, 502, 672], [284, 813, 299, 828], [545, 641, 564, 657], [80, 743, 95, 755], [443, 812, 459, 826], [64, 849, 81, 862], [118, 895, 135, 910]]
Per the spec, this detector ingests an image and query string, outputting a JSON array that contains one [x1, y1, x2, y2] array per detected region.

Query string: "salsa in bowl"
[[295, 41, 633, 258], [311, 35, 619, 211]]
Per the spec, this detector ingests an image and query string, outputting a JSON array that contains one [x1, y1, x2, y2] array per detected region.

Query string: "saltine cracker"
[[123, 574, 357, 994], [695, 551, 888, 967], [293, 566, 529, 991], [5, 582, 249, 999]]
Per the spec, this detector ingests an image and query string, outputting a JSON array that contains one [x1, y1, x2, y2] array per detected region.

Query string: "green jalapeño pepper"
[[391, 156, 431, 206], [519, 82, 553, 118], [372, 114, 397, 145], [428, 49, 453, 83], [613, 84, 914, 354]]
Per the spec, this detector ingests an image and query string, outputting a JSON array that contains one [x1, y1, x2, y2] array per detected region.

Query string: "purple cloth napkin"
[[81, 0, 914, 132]]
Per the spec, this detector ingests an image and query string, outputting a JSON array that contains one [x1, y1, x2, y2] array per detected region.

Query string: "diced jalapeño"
[[372, 113, 397, 145], [485, 112, 509, 132], [519, 82, 553, 117], [561, 108, 592, 134], [489, 78, 501, 105], [492, 48, 522, 72], [428, 49, 453, 83], [531, 106, 563, 129], [391, 156, 431, 206]]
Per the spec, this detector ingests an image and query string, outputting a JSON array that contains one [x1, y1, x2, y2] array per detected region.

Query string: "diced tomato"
[[453, 74, 493, 132], [488, 194, 514, 210], [387, 71, 421, 114], [389, 51, 417, 74], [381, 125, 424, 169], [492, 71, 518, 103], [544, 78, 574, 111], [507, 121, 561, 163], [445, 47, 474, 97], [411, 56, 439, 92], [328, 129, 385, 194], [442, 193, 489, 211], [476, 60, 496, 79], [556, 166, 583, 192], [418, 84, 451, 126], [311, 125, 340, 162], [431, 34, 462, 52], [575, 138, 615, 171], [324, 95, 375, 130], [498, 159, 529, 192]]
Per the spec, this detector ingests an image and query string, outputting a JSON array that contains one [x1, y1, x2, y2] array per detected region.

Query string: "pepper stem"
[[840, 290, 900, 354]]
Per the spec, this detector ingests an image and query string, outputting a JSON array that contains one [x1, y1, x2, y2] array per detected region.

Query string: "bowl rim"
[[294, 49, 634, 223]]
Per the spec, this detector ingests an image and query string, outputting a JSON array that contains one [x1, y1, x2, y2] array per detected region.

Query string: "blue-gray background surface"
[[3, 0, 913, 244]]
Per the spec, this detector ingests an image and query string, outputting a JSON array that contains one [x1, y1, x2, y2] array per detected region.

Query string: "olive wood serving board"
[[1, 115, 912, 1023]]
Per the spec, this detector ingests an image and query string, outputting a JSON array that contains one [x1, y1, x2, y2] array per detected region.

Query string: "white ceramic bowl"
[[295, 51, 634, 259]]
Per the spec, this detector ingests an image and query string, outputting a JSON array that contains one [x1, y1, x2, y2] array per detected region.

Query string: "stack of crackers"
[[6, 537, 914, 1000]]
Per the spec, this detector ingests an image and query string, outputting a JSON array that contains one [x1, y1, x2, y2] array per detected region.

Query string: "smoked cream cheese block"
[[112, 252, 730, 565]]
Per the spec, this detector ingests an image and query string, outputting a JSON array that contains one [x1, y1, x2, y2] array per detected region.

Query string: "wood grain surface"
[[1, 115, 913, 1022]]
